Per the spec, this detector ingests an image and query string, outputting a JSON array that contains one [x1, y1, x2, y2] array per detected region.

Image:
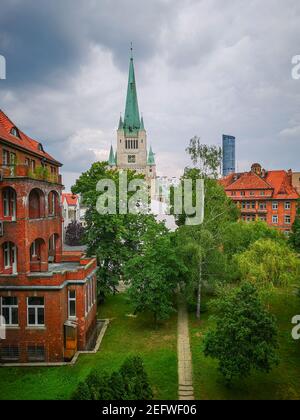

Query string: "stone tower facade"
[[108, 50, 156, 181]]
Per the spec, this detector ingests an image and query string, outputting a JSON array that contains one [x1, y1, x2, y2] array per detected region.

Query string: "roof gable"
[[0, 109, 61, 165]]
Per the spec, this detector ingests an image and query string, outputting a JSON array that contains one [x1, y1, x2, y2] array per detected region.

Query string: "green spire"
[[118, 115, 123, 130], [147, 146, 155, 165], [108, 145, 116, 166], [140, 116, 145, 131], [123, 48, 140, 135]]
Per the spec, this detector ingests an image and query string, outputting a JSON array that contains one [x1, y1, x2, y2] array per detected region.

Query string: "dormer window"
[[38, 144, 44, 152], [10, 127, 20, 138]]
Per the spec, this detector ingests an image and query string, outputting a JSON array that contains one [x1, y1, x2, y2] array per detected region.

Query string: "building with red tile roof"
[[221, 163, 300, 234], [0, 110, 97, 364]]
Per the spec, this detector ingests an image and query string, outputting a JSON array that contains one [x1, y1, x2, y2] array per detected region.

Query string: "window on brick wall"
[[285, 215, 291, 225], [272, 202, 278, 210], [0, 345, 20, 362], [27, 345, 45, 362], [272, 215, 278, 224], [1, 297, 18, 326], [285, 202, 291, 210], [27, 297, 45, 326], [68, 290, 76, 319], [2, 187, 17, 220]]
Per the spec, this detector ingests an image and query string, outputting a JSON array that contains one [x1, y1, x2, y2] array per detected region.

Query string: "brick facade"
[[221, 163, 300, 235], [0, 110, 97, 363]]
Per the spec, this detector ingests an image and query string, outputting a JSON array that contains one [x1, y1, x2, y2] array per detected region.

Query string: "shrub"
[[71, 356, 153, 400], [65, 221, 85, 246]]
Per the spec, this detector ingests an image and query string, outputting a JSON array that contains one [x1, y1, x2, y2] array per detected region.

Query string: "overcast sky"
[[0, 0, 300, 190]]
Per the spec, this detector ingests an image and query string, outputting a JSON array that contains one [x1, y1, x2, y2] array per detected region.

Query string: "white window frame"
[[27, 297, 45, 327], [272, 215, 278, 224], [284, 215, 291, 225], [285, 202, 291, 210], [68, 290, 76, 319], [272, 201, 278, 210], [1, 297, 19, 326], [3, 190, 10, 217], [4, 242, 11, 268]]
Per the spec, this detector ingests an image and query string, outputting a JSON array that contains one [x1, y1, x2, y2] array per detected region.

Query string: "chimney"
[[287, 169, 293, 185]]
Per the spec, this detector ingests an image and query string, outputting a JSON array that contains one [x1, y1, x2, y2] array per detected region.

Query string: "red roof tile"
[[222, 166, 299, 200], [0, 109, 62, 166], [62, 193, 78, 206], [225, 171, 272, 191]]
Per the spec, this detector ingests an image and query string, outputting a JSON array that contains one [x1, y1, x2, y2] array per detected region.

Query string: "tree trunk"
[[196, 256, 202, 320]]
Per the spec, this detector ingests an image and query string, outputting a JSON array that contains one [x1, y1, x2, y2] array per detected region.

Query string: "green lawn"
[[0, 293, 178, 400], [190, 290, 300, 400]]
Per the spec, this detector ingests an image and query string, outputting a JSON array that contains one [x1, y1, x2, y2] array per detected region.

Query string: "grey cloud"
[[0, 0, 300, 190]]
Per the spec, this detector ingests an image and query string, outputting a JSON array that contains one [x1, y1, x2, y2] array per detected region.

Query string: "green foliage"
[[222, 220, 285, 259], [125, 227, 184, 324], [236, 238, 300, 289], [119, 356, 153, 400], [71, 356, 153, 401], [173, 168, 239, 228], [203, 282, 279, 385], [71, 381, 92, 400], [185, 136, 222, 178], [65, 221, 85, 246], [289, 199, 300, 252], [174, 169, 239, 316], [72, 161, 158, 297]]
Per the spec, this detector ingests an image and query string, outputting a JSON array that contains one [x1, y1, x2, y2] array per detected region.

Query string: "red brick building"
[[221, 163, 300, 235], [0, 110, 97, 363]]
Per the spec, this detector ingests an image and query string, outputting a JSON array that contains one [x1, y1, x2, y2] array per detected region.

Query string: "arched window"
[[48, 233, 60, 263], [2, 242, 18, 274], [29, 188, 45, 219], [48, 191, 59, 216], [2, 187, 17, 221], [29, 238, 47, 272]]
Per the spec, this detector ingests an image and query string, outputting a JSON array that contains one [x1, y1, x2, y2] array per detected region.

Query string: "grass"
[[190, 290, 300, 400], [0, 293, 178, 400]]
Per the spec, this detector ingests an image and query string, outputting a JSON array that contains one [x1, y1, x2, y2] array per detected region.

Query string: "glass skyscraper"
[[222, 135, 236, 177]]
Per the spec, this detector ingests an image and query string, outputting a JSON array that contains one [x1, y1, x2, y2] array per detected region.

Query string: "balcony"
[[0, 164, 62, 184]]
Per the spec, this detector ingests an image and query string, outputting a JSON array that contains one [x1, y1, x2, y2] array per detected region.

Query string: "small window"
[[27, 345, 45, 362], [68, 290, 76, 319], [272, 215, 278, 224], [284, 215, 291, 225], [1, 297, 18, 326], [272, 202, 278, 210], [240, 191, 245, 196], [260, 191, 265, 196], [128, 155, 136, 164], [2, 150, 9, 165], [285, 202, 291, 210], [0, 345, 20, 362], [10, 127, 20, 138], [27, 297, 45, 326]]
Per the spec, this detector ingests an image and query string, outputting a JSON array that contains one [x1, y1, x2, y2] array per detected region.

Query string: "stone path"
[[178, 298, 195, 400]]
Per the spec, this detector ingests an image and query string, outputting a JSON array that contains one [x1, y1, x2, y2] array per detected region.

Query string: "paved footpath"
[[177, 299, 195, 400]]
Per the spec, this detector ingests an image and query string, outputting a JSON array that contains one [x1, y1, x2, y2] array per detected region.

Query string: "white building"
[[62, 193, 81, 240]]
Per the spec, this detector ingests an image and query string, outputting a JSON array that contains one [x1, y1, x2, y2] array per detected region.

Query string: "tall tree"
[[236, 238, 300, 290], [72, 161, 157, 298], [186, 136, 222, 179], [289, 199, 300, 252], [125, 227, 184, 325], [203, 282, 279, 385], [174, 164, 238, 319]]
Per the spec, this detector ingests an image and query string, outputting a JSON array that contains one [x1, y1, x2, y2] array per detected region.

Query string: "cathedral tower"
[[108, 48, 156, 181]]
